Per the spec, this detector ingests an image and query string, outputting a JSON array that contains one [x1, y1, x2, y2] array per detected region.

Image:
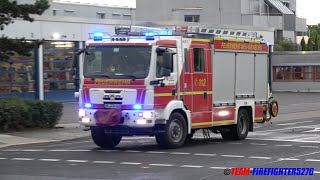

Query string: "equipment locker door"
[[190, 43, 212, 128]]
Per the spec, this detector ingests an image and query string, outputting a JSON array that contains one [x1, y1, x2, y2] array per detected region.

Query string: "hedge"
[[0, 98, 63, 132]]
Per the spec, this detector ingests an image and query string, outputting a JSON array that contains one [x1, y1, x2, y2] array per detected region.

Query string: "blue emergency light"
[[143, 29, 173, 40], [93, 32, 104, 41]]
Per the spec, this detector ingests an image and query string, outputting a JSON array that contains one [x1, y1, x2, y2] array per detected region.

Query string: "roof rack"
[[113, 25, 265, 41]]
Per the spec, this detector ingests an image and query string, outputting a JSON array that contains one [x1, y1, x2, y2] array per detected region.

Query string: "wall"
[[272, 51, 320, 92]]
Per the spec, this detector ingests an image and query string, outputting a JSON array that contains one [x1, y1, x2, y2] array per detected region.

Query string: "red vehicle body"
[[76, 26, 279, 148]]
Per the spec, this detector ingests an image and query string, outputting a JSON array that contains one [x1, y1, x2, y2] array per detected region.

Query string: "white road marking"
[[302, 128, 320, 133], [305, 159, 320, 162], [300, 146, 319, 148], [250, 143, 267, 146], [278, 158, 300, 161], [248, 156, 272, 160], [0, 157, 8, 160], [221, 155, 244, 158], [314, 171, 320, 174], [228, 142, 242, 145], [194, 153, 216, 157], [66, 160, 88, 163], [210, 167, 228, 170], [39, 159, 61, 162], [277, 121, 313, 126], [92, 161, 115, 164], [145, 151, 167, 154], [247, 137, 320, 143], [293, 136, 320, 141], [255, 126, 262, 129], [181, 165, 203, 168], [171, 152, 190, 155], [275, 144, 293, 147], [141, 167, 150, 169], [21, 149, 45, 152], [96, 150, 120, 152], [124, 150, 142, 153], [149, 164, 174, 167], [254, 124, 320, 133], [12, 158, 34, 161], [120, 162, 142, 165], [49, 150, 91, 152]]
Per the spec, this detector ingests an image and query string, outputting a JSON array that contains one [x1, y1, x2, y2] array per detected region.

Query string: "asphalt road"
[[1, 117, 320, 180]]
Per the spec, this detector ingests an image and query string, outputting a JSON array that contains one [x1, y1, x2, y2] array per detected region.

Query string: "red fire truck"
[[75, 26, 279, 149]]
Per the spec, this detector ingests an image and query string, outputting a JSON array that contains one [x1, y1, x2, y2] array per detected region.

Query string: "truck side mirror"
[[162, 51, 174, 70]]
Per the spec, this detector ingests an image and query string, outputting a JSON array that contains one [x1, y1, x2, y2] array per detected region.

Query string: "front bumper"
[[79, 109, 165, 128]]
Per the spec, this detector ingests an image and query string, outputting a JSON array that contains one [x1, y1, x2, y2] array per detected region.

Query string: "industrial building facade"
[[0, 0, 311, 101]]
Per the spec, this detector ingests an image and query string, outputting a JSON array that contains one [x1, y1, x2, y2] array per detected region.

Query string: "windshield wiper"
[[87, 74, 112, 79], [113, 74, 137, 80]]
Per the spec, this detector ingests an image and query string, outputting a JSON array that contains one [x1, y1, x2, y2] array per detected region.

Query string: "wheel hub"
[[169, 120, 183, 142]]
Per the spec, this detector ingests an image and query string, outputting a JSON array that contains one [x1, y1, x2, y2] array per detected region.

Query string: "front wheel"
[[156, 113, 187, 149], [91, 127, 122, 148]]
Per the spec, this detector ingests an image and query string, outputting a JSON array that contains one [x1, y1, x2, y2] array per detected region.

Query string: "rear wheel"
[[221, 109, 249, 140], [91, 127, 122, 148], [156, 113, 187, 148]]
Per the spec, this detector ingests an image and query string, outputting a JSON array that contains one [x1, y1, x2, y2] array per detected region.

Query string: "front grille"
[[104, 90, 122, 93]]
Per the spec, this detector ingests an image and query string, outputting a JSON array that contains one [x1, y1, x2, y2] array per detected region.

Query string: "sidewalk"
[[0, 102, 89, 149]]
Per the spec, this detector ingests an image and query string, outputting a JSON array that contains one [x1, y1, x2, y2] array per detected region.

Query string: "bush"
[[0, 98, 63, 132]]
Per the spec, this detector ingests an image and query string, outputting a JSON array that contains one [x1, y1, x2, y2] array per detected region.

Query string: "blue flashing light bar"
[[133, 104, 142, 110], [88, 32, 110, 41], [85, 103, 92, 109]]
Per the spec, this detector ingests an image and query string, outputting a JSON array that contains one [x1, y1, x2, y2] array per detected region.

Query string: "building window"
[[97, 12, 106, 19], [64, 10, 75, 16], [0, 44, 35, 94], [123, 14, 132, 20], [53, 9, 57, 16], [274, 66, 291, 80], [112, 13, 121, 19], [193, 48, 205, 72], [184, 15, 200, 22]]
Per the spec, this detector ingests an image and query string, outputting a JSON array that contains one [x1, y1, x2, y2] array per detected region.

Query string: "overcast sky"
[[57, 0, 319, 25]]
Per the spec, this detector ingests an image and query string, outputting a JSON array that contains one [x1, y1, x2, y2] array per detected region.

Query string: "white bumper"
[[78, 109, 162, 128]]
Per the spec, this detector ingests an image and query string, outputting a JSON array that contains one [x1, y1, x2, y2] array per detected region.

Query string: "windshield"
[[84, 46, 151, 79]]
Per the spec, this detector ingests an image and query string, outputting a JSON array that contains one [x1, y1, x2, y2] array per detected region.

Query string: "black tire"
[[233, 109, 250, 140], [155, 113, 187, 149], [91, 127, 122, 148], [220, 109, 249, 140]]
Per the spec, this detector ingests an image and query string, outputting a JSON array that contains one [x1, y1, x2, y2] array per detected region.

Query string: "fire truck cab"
[[76, 26, 278, 149]]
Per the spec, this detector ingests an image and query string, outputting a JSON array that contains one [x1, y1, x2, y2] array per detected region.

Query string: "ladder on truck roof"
[[115, 25, 265, 41]]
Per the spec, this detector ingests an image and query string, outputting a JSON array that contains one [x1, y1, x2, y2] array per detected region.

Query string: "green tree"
[[274, 38, 296, 51], [314, 34, 319, 51], [0, 0, 50, 60], [301, 37, 307, 51], [307, 38, 313, 51]]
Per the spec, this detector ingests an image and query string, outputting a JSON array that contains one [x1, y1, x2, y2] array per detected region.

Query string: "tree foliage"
[[0, 0, 49, 60], [306, 24, 320, 51], [301, 37, 307, 51], [274, 38, 296, 51]]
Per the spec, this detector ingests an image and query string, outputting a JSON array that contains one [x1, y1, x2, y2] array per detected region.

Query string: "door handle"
[[204, 92, 207, 99]]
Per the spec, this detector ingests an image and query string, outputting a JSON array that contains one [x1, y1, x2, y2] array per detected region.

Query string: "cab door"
[[190, 42, 212, 128]]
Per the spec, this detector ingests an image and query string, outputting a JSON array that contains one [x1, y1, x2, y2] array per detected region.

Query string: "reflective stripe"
[[155, 91, 213, 97], [255, 117, 264, 121], [192, 120, 235, 127], [192, 38, 211, 42]]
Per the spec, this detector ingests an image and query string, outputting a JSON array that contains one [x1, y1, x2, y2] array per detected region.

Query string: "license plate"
[[104, 104, 121, 109]]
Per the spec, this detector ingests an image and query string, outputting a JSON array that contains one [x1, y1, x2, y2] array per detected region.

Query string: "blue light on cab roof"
[[93, 32, 104, 41]]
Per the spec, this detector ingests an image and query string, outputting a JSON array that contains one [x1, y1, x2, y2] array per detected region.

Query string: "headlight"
[[137, 119, 147, 125], [143, 112, 153, 119], [81, 117, 90, 123], [79, 109, 86, 117]]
